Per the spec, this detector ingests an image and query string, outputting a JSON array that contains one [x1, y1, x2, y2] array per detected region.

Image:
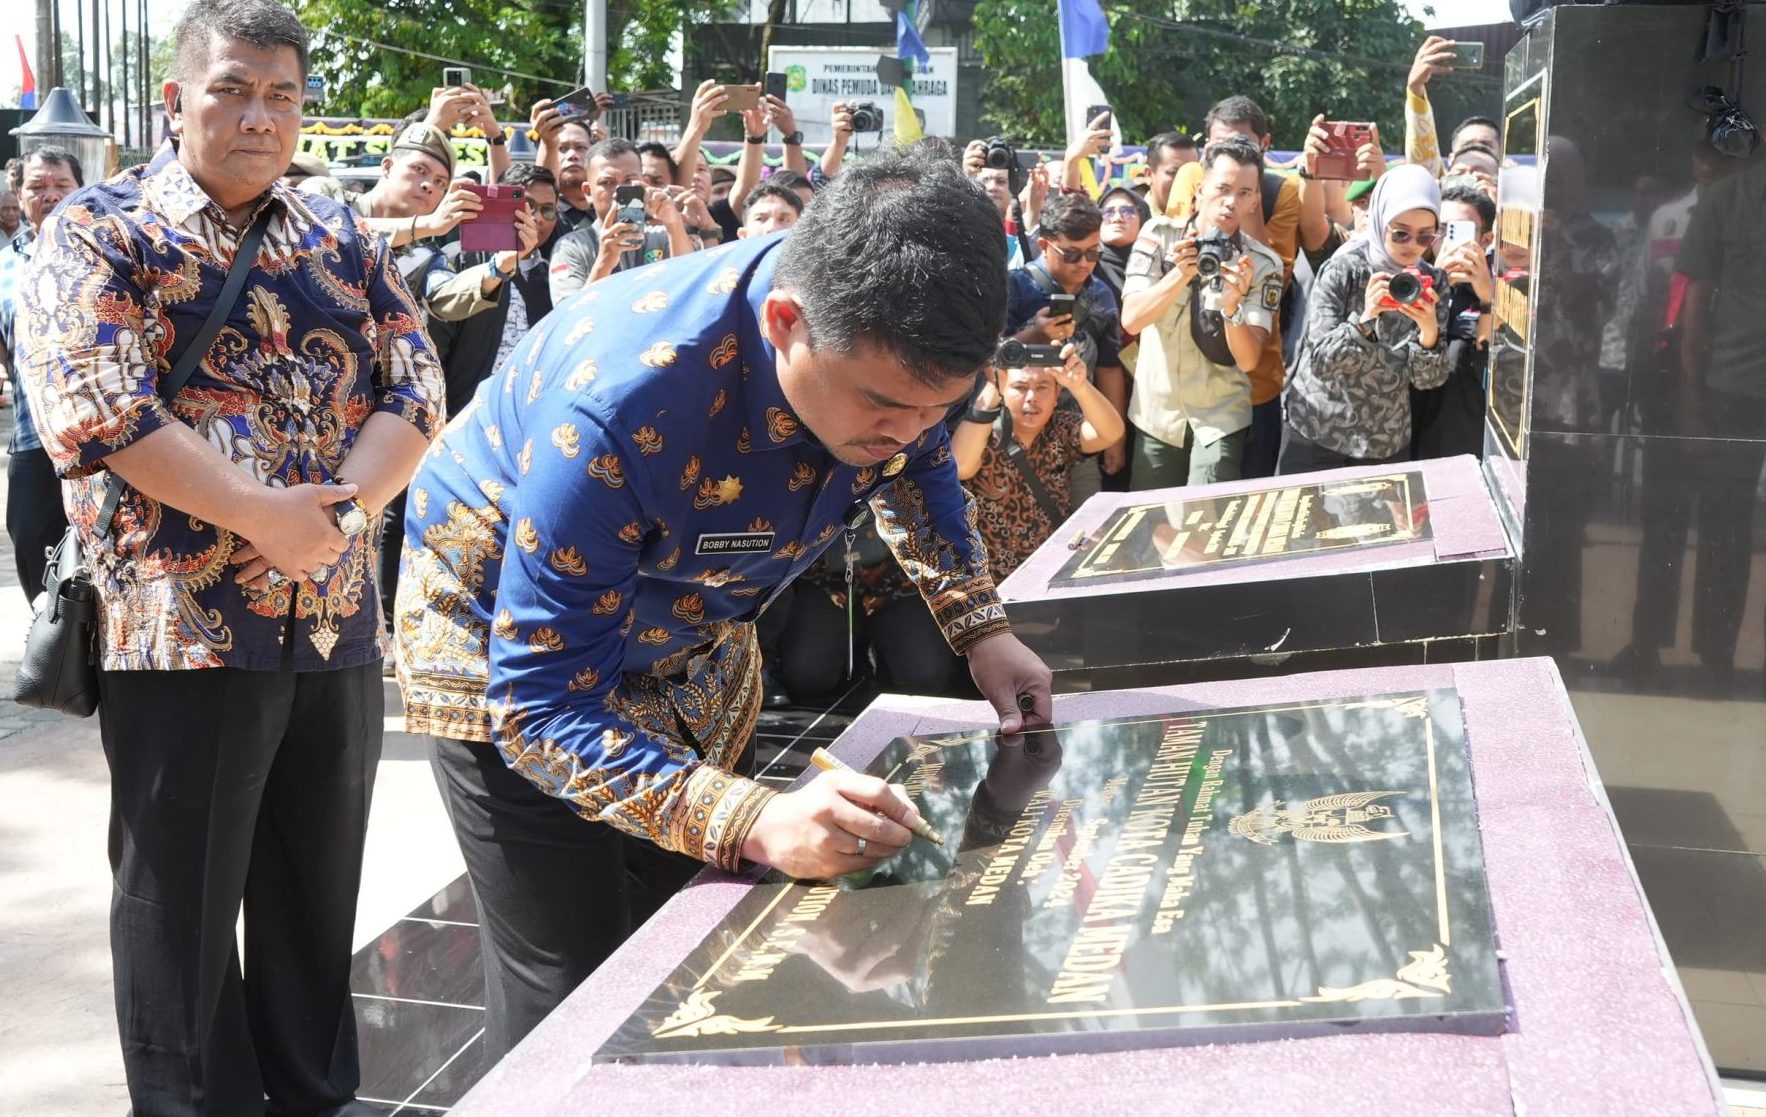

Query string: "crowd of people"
[[0, 0, 1557, 1109]]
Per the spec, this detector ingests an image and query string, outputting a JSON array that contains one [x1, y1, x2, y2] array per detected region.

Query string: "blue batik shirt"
[[394, 234, 1008, 869], [0, 231, 41, 452]]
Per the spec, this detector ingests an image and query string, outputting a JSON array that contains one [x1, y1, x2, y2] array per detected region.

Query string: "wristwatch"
[[964, 405, 1003, 424], [745, 134, 767, 145], [1225, 303, 1248, 327], [780, 130, 804, 146], [489, 131, 507, 146], [332, 494, 372, 538]]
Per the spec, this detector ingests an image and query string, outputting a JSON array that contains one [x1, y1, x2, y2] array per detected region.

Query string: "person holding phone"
[[1279, 164, 1451, 474], [1405, 35, 1503, 179], [1410, 183, 1496, 459], [547, 138, 693, 300]]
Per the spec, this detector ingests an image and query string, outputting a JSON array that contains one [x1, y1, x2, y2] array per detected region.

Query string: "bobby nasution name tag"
[[696, 532, 775, 555]]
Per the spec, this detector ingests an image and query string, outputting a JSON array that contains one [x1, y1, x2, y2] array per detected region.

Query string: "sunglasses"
[[532, 203, 559, 221], [1047, 244, 1104, 264], [1386, 228, 1439, 247], [1100, 205, 1139, 220]]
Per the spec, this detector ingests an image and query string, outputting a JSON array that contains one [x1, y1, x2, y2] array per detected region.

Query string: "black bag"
[[14, 212, 272, 716]]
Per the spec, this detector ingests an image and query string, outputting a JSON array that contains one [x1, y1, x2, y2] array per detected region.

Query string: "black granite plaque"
[[595, 689, 1506, 1066], [1048, 471, 1432, 589]]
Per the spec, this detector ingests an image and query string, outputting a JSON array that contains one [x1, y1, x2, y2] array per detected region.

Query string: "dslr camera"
[[1193, 231, 1237, 283], [849, 102, 885, 133], [1385, 267, 1435, 306], [994, 338, 1065, 368]]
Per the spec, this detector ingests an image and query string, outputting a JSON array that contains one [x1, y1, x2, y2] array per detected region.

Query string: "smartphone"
[[613, 184, 647, 229], [1450, 41, 1486, 69], [1315, 121, 1375, 181], [442, 66, 471, 89], [1441, 219, 1478, 254], [724, 83, 762, 113], [553, 85, 598, 124], [458, 183, 526, 253], [1047, 292, 1077, 319], [1085, 103, 1112, 129], [765, 72, 788, 104]]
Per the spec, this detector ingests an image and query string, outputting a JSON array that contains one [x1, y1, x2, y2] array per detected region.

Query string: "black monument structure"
[[1490, 4, 1766, 1076]]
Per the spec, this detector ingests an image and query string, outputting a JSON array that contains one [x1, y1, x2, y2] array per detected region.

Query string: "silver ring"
[[266, 570, 288, 588], [856, 837, 868, 857]]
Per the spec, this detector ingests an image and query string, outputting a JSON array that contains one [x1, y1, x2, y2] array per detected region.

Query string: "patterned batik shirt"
[[0, 231, 43, 452], [395, 235, 1008, 870], [964, 410, 1085, 583], [18, 145, 446, 671], [1283, 239, 1452, 460]]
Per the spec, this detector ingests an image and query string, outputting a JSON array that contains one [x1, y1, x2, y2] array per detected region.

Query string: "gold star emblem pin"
[[714, 475, 744, 504]]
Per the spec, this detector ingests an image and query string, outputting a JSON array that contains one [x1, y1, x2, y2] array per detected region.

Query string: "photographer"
[[1406, 35, 1502, 178], [953, 344, 1125, 582], [1280, 165, 1451, 473], [548, 138, 693, 300], [1120, 136, 1285, 489], [974, 141, 1047, 267], [1411, 182, 1496, 459], [1004, 192, 1128, 500]]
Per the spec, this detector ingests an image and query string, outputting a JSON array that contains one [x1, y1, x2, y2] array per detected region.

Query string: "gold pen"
[[808, 747, 945, 847]]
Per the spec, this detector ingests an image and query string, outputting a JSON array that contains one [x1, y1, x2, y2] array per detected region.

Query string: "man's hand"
[[1217, 256, 1256, 318], [1049, 342, 1087, 393], [741, 100, 769, 138], [670, 185, 714, 232], [765, 94, 799, 138], [1065, 114, 1112, 163], [596, 206, 642, 266], [686, 79, 730, 135], [967, 630, 1054, 732], [417, 181, 483, 240], [425, 85, 479, 132], [1018, 305, 1075, 345], [1103, 438, 1127, 475], [1440, 241, 1493, 302], [740, 769, 921, 879], [831, 100, 855, 137], [1409, 36, 1457, 96], [1356, 122, 1385, 180], [1165, 236, 1201, 289], [529, 97, 566, 147], [512, 207, 540, 259], [234, 483, 357, 584], [645, 185, 684, 229], [974, 368, 1003, 410], [1019, 162, 1050, 226], [1301, 113, 1331, 178], [963, 139, 987, 178]]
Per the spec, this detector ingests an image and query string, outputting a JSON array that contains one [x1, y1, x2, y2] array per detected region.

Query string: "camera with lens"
[[1193, 231, 1237, 283], [849, 101, 885, 134], [1384, 267, 1435, 306], [994, 338, 1064, 368], [983, 136, 1019, 171]]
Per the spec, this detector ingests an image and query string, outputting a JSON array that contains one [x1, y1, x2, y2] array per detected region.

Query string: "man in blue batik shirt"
[[396, 147, 1055, 1060]]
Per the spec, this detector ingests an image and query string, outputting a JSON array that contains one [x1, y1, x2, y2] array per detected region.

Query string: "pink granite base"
[[997, 454, 1511, 602], [453, 658, 1721, 1116]]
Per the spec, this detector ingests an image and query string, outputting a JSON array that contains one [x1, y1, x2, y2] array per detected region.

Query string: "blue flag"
[[1058, 0, 1110, 60], [896, 5, 931, 67]]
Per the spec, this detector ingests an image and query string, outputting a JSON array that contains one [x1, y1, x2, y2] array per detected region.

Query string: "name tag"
[[696, 532, 775, 555]]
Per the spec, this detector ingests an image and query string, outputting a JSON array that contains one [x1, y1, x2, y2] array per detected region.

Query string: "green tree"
[[971, 0, 1479, 151], [290, 0, 735, 119]]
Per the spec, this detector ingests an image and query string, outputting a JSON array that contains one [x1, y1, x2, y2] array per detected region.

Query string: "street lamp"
[[11, 86, 113, 181]]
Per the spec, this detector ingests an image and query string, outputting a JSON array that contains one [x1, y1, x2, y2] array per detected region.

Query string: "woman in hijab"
[[1278, 164, 1451, 473], [1094, 184, 1150, 308]]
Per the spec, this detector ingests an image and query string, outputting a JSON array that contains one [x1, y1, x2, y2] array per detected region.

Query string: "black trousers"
[[98, 663, 385, 1117], [428, 735, 709, 1063], [7, 445, 67, 602], [774, 587, 965, 702]]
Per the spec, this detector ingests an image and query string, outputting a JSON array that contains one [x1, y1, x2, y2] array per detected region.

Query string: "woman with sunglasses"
[[1278, 164, 1451, 474]]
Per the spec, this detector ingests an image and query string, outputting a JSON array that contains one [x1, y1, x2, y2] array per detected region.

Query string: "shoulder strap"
[[995, 410, 1066, 529], [1261, 171, 1283, 224], [95, 208, 274, 540]]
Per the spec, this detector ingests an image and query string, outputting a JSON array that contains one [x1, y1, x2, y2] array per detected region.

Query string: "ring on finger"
[[266, 570, 288, 588], [856, 836, 868, 857]]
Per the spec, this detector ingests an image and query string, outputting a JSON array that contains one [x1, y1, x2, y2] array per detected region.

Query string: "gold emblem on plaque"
[[1304, 943, 1452, 1002], [1228, 791, 1408, 845], [652, 989, 780, 1040]]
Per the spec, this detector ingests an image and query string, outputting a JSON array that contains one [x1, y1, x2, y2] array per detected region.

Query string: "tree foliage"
[[971, 0, 1453, 151], [291, 0, 732, 119]]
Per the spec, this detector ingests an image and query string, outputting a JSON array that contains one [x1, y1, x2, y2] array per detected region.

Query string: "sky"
[[5, 0, 1518, 111]]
